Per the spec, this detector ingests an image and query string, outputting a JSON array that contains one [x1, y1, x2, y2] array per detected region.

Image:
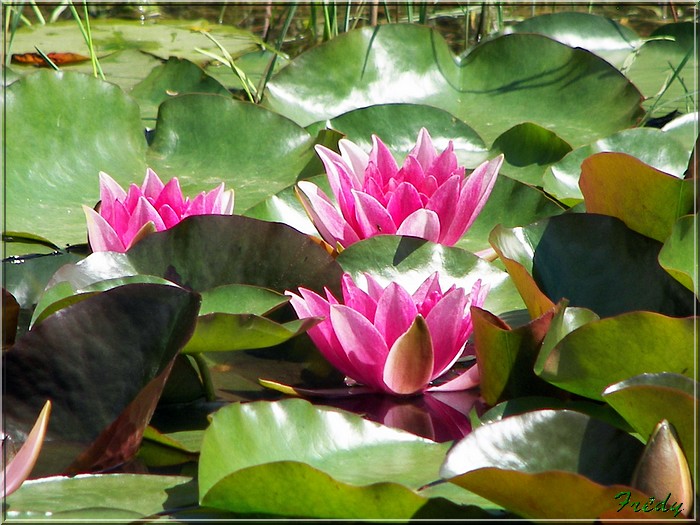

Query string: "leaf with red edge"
[[2, 283, 200, 476]]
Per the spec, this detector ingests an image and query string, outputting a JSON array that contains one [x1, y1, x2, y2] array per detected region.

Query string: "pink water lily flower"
[[297, 128, 503, 249], [286, 272, 488, 396], [83, 169, 234, 252], [1, 400, 51, 497]]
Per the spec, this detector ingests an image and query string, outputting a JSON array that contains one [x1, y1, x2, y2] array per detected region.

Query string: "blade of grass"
[[258, 3, 296, 98], [34, 46, 59, 70], [29, 0, 45, 25], [67, 0, 104, 79], [641, 46, 694, 125], [197, 30, 258, 103]]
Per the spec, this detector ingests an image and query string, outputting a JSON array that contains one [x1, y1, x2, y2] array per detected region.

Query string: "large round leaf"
[[5, 474, 196, 521], [263, 24, 643, 146], [503, 12, 641, 69], [441, 409, 646, 520], [603, 373, 696, 466], [658, 214, 697, 294], [543, 127, 693, 204], [198, 398, 495, 518], [3, 283, 200, 475], [489, 214, 695, 318], [146, 94, 315, 213], [4, 71, 147, 245], [336, 235, 525, 316], [306, 103, 489, 168], [579, 152, 695, 242], [536, 311, 695, 401]]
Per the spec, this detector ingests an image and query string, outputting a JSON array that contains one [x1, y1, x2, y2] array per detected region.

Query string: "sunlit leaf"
[[658, 214, 697, 294]]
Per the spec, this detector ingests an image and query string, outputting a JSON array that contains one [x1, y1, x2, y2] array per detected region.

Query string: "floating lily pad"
[[579, 152, 694, 242], [489, 214, 695, 318], [602, 373, 696, 466], [337, 235, 525, 316], [503, 11, 641, 69], [263, 24, 643, 146], [3, 284, 200, 475], [536, 311, 695, 401], [4, 70, 147, 246], [198, 398, 495, 518], [658, 214, 697, 294], [543, 127, 693, 205], [441, 409, 646, 520]]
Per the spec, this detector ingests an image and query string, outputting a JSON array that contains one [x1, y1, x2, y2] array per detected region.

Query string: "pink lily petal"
[[111, 200, 132, 240], [154, 177, 186, 215], [314, 146, 361, 227], [397, 155, 426, 189], [125, 221, 157, 251], [441, 154, 503, 246], [386, 181, 423, 225], [338, 138, 369, 183], [83, 205, 126, 252], [460, 280, 489, 342], [362, 175, 387, 206], [382, 315, 434, 395], [374, 282, 419, 349], [425, 287, 469, 380], [396, 208, 441, 243], [296, 182, 360, 247], [187, 192, 208, 216], [98, 172, 127, 224], [203, 183, 224, 211], [140, 167, 165, 199], [369, 135, 399, 186], [123, 183, 144, 213], [410, 128, 437, 172], [412, 272, 442, 305], [351, 190, 397, 238], [363, 273, 387, 302], [287, 289, 364, 382], [330, 304, 389, 390], [2, 400, 51, 497], [123, 196, 166, 246], [341, 273, 378, 322], [426, 142, 460, 185], [427, 364, 480, 392], [426, 175, 461, 243], [158, 204, 181, 229], [218, 189, 235, 215]]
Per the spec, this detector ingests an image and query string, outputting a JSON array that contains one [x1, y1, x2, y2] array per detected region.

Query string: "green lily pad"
[[602, 373, 696, 466], [263, 24, 643, 146], [489, 122, 572, 186], [579, 152, 695, 242], [536, 311, 695, 401], [182, 315, 319, 353], [130, 57, 231, 122], [470, 303, 563, 405], [5, 474, 196, 521], [198, 398, 492, 518], [49, 215, 344, 298], [503, 11, 641, 69], [4, 70, 147, 246], [146, 94, 315, 213], [441, 409, 646, 520], [543, 127, 693, 205], [626, 22, 696, 117], [658, 214, 697, 295], [306, 103, 490, 168], [489, 214, 695, 318], [3, 283, 200, 475], [660, 111, 699, 152], [199, 284, 289, 316], [336, 235, 525, 316]]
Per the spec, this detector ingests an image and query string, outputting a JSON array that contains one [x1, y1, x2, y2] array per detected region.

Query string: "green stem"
[[192, 354, 216, 403]]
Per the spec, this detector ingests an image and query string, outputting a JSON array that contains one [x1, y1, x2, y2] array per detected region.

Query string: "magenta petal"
[[314, 145, 360, 226], [426, 142, 460, 185], [154, 177, 186, 215], [383, 315, 434, 395], [425, 287, 469, 380], [123, 183, 144, 213], [374, 282, 419, 349], [427, 364, 480, 392], [140, 168, 165, 199], [412, 272, 442, 305], [338, 139, 369, 183], [158, 204, 181, 229], [426, 175, 461, 239], [363, 273, 387, 302], [203, 183, 224, 212], [410, 128, 437, 172], [351, 190, 397, 238], [330, 304, 388, 390], [396, 208, 441, 243], [123, 196, 166, 246], [296, 182, 360, 247], [369, 135, 399, 186], [441, 154, 503, 246], [98, 172, 127, 223], [83, 205, 126, 252], [341, 273, 378, 322], [1, 400, 51, 497], [386, 182, 423, 225], [398, 155, 426, 189]]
